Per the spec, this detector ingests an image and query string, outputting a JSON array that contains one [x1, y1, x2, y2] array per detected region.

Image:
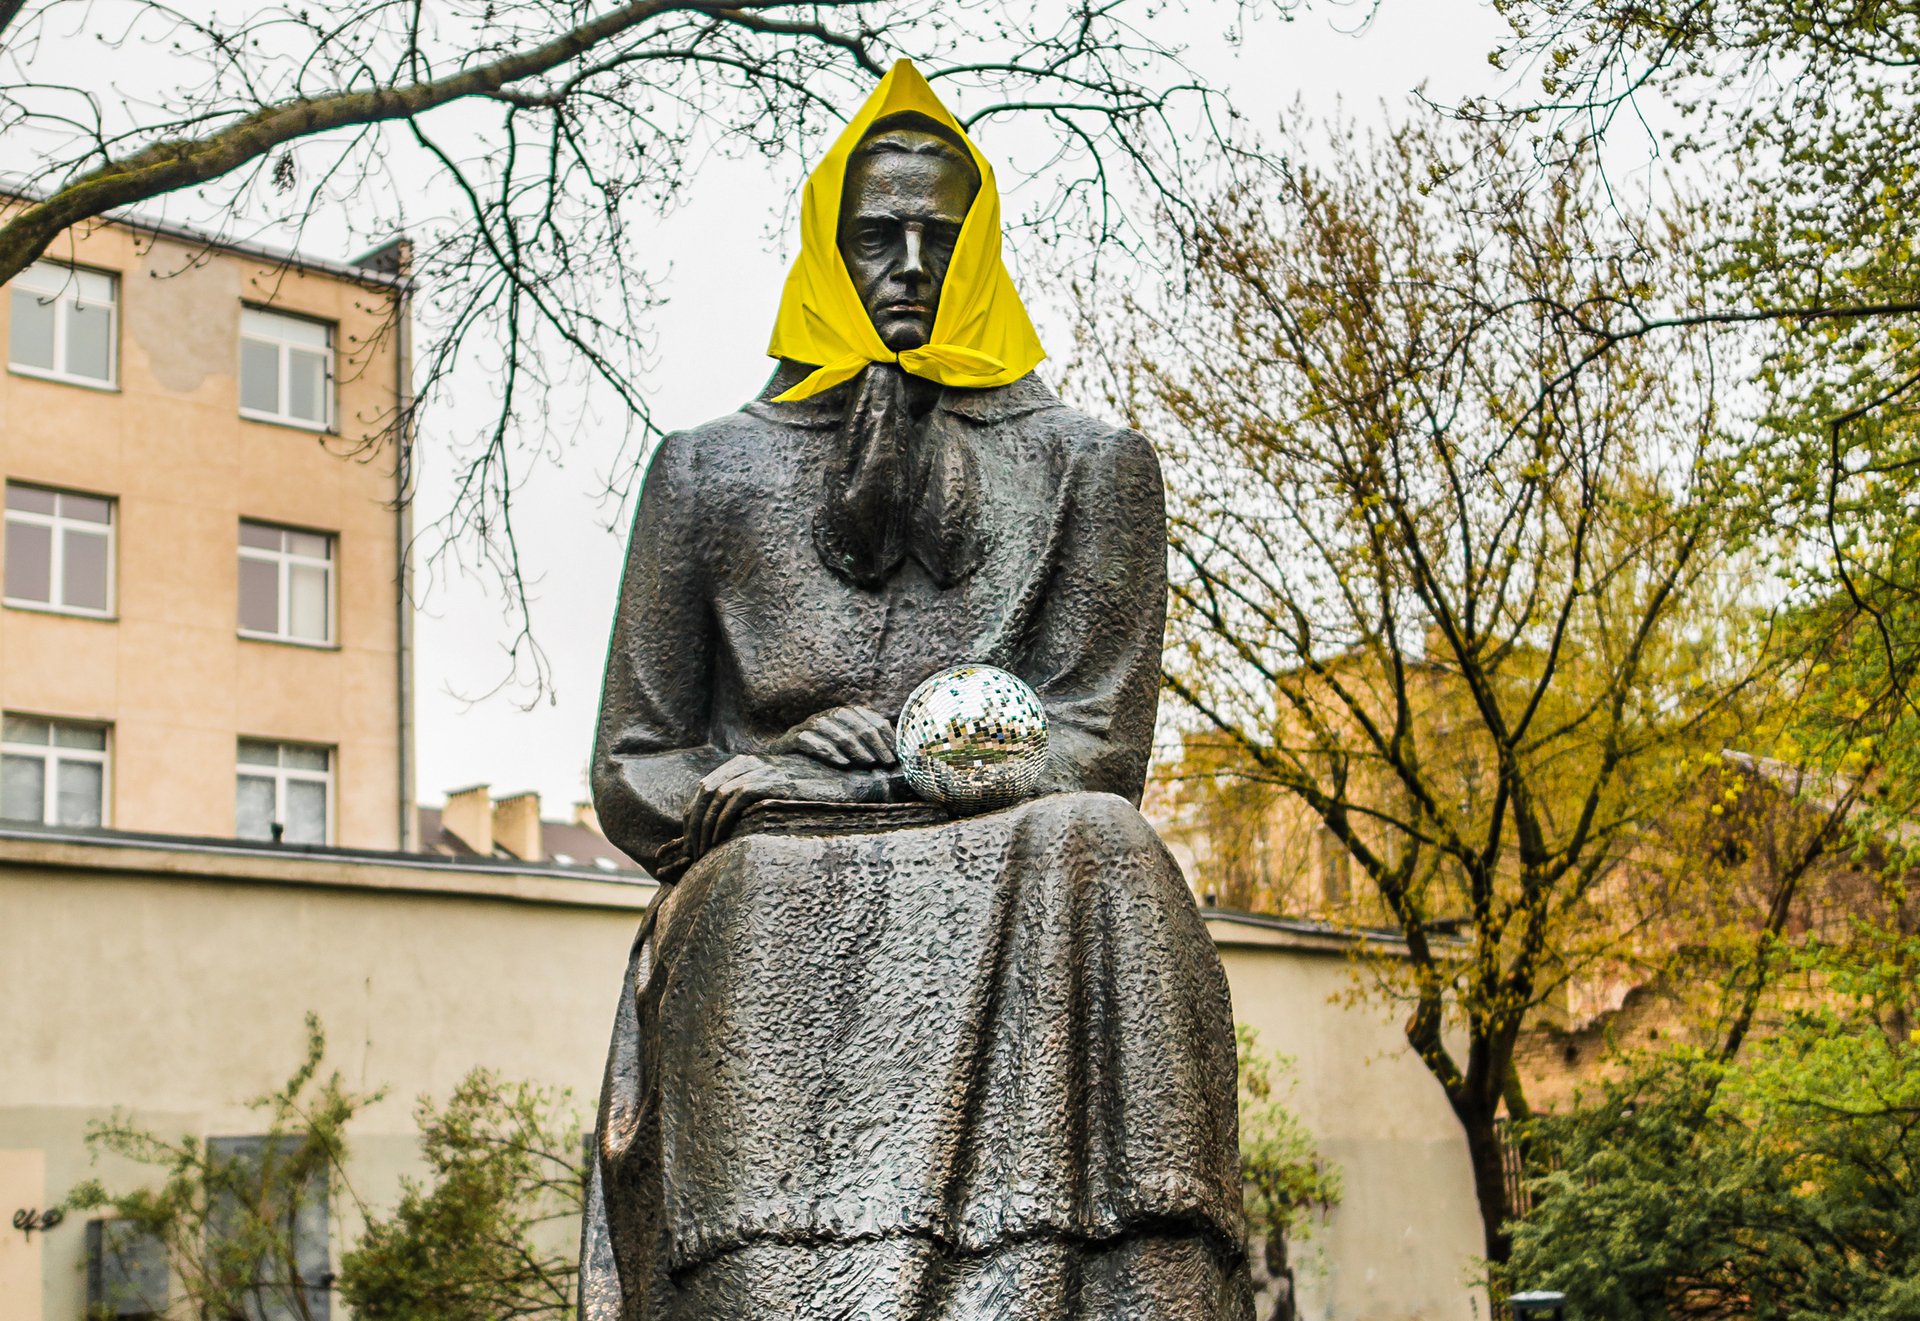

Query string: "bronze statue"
[[581, 62, 1252, 1320]]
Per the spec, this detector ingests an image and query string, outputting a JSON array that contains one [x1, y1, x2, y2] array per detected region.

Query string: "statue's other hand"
[[770, 706, 898, 769], [686, 752, 885, 858]]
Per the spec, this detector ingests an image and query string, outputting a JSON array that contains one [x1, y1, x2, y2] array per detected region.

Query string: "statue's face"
[[839, 135, 979, 352]]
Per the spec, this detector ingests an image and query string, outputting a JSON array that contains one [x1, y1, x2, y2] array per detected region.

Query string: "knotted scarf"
[[765, 59, 1046, 401], [810, 363, 984, 589]]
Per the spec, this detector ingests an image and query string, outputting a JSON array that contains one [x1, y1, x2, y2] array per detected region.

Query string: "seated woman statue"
[[580, 60, 1252, 1321]]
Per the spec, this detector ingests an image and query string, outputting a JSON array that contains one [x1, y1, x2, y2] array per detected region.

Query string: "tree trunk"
[[1399, 983, 1519, 1265], [1263, 1228, 1296, 1321], [0, 0, 28, 47], [1453, 1094, 1513, 1266]]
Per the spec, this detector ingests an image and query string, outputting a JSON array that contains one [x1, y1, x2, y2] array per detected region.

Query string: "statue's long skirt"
[[579, 792, 1253, 1321]]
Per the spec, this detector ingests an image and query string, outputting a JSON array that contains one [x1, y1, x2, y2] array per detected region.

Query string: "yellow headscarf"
[[766, 59, 1046, 402]]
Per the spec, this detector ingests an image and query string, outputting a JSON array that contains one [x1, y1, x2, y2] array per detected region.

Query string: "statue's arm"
[[1027, 427, 1168, 805], [590, 432, 729, 874]]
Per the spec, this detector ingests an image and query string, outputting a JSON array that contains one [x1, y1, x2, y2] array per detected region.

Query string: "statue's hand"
[[685, 752, 884, 859], [770, 706, 898, 769]]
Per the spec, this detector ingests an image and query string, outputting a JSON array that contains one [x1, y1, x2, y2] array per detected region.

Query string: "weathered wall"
[[0, 836, 645, 1321], [1, 837, 1482, 1321], [1212, 922, 1488, 1320]]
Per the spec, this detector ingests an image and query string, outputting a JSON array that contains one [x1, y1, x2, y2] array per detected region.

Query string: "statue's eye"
[[854, 224, 892, 256]]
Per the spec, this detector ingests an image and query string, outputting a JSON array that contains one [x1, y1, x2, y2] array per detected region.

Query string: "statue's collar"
[[745, 360, 1061, 429]]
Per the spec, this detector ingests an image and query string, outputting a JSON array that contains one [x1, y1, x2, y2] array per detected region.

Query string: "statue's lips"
[[880, 302, 930, 317]]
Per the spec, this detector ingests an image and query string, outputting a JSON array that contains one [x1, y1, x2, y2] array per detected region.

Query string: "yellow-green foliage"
[[1507, 928, 1920, 1318], [339, 1072, 584, 1321], [65, 1014, 377, 1321], [1236, 1024, 1340, 1245]]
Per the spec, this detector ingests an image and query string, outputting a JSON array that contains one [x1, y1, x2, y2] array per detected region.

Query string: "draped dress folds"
[[581, 367, 1253, 1321]]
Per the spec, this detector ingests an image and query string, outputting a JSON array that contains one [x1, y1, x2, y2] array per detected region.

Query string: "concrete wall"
[[0, 832, 645, 1321], [0, 220, 406, 848], [0, 835, 1482, 1320], [1212, 922, 1487, 1320]]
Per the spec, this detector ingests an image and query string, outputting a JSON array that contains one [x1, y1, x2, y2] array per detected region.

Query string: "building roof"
[[0, 183, 407, 290], [1200, 904, 1463, 955], [417, 805, 644, 875], [0, 819, 654, 895]]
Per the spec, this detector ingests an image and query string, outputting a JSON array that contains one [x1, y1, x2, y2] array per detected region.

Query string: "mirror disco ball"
[[896, 664, 1050, 810]]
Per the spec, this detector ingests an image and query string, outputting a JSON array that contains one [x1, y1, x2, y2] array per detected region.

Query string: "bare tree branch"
[[0, 0, 1287, 700]]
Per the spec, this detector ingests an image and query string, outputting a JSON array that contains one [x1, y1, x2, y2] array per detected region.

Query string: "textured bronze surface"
[[580, 115, 1250, 1321]]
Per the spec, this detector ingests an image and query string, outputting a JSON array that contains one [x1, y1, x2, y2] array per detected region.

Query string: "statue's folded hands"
[[684, 749, 897, 857], [768, 703, 898, 768]]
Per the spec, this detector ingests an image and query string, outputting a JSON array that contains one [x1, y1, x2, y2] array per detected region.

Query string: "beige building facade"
[[0, 826, 1485, 1321], [0, 212, 411, 851]]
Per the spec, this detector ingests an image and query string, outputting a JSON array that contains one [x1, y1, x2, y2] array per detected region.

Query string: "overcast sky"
[[407, 0, 1560, 815], [7, 0, 1618, 817]]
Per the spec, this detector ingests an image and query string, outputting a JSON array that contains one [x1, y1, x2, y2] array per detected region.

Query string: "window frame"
[[3, 481, 117, 619], [85, 1218, 169, 1318], [1, 712, 112, 828], [205, 1135, 331, 1321], [1316, 821, 1352, 908], [7, 259, 120, 390], [236, 519, 336, 647], [235, 739, 333, 846], [237, 306, 336, 432]]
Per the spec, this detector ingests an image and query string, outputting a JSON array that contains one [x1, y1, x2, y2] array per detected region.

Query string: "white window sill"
[[7, 363, 119, 392], [4, 598, 116, 621], [237, 630, 339, 651], [1, 806, 113, 830], [239, 407, 335, 435]]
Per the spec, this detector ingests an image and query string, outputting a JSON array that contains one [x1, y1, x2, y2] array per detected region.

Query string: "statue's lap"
[[638, 789, 1238, 1276]]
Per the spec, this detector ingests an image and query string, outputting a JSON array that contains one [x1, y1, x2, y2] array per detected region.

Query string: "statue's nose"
[[899, 223, 928, 280]]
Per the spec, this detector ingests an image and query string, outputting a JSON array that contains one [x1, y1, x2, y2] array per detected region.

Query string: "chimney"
[[493, 791, 544, 862], [442, 785, 493, 855], [573, 800, 601, 835]]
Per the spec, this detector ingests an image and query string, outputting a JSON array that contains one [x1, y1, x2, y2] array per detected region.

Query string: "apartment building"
[[0, 213, 413, 850]]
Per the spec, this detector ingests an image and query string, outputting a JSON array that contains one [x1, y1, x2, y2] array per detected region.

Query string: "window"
[[2, 713, 110, 827], [238, 521, 334, 644], [239, 308, 333, 429], [4, 482, 114, 615], [236, 740, 331, 844], [86, 1220, 168, 1319], [207, 1136, 330, 1321], [8, 260, 117, 387], [1317, 823, 1351, 907]]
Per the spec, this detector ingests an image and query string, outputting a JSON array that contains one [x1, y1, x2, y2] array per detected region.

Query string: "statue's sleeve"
[[1025, 426, 1168, 806], [591, 431, 729, 872]]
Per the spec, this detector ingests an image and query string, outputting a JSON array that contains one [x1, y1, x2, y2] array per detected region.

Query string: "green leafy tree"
[[1085, 107, 1772, 1263], [62, 1017, 589, 1321], [1478, 1, 1920, 409], [338, 1072, 585, 1321], [1481, 1, 1920, 829], [1483, 0, 1919, 347], [65, 1014, 379, 1321], [1507, 927, 1920, 1318], [1236, 1025, 1340, 1321]]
